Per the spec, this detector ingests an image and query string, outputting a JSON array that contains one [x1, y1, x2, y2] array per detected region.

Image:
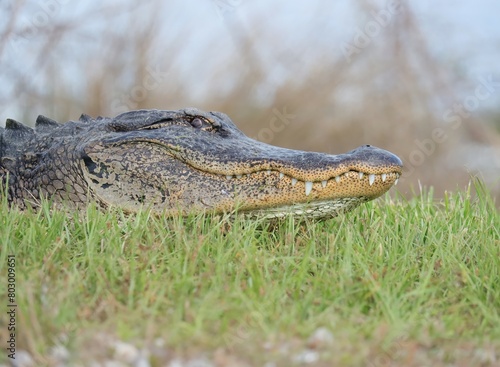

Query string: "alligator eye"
[[191, 118, 203, 128]]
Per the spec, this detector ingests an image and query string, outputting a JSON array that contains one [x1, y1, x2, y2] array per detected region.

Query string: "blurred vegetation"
[[1, 0, 499, 200]]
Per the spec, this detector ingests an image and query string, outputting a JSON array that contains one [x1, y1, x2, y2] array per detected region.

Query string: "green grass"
[[1, 181, 499, 366]]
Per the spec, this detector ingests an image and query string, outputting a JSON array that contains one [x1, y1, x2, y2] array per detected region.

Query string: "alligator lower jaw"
[[202, 169, 401, 218], [241, 197, 369, 220], [218, 169, 400, 197]]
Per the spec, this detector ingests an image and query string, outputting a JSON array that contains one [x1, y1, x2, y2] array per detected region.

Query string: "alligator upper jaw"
[[132, 135, 403, 182], [175, 143, 403, 194]]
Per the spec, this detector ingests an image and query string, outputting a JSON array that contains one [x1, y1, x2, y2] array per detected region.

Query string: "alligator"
[[0, 108, 402, 220]]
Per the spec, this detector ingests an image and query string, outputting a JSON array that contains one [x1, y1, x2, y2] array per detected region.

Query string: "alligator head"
[[0, 108, 402, 220]]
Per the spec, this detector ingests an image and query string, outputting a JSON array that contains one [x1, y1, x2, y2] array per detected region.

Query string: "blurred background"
[[1, 0, 500, 200]]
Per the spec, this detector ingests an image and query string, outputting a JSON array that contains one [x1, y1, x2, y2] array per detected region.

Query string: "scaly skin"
[[0, 108, 402, 220]]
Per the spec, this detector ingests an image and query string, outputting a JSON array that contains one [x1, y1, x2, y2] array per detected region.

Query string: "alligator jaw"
[[165, 142, 403, 219], [212, 169, 401, 220]]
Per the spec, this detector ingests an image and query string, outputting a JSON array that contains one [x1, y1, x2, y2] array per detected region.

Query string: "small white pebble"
[[113, 341, 140, 363], [11, 350, 34, 367], [308, 327, 334, 348], [50, 344, 70, 362], [293, 349, 319, 364], [154, 337, 166, 347], [134, 353, 151, 367]]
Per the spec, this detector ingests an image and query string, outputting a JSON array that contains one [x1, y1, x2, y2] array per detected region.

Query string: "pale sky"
[[1, 0, 499, 119]]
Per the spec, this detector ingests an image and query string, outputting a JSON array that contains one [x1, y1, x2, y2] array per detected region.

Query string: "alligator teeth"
[[394, 173, 400, 185], [369, 174, 375, 186], [222, 171, 399, 189], [305, 181, 313, 196]]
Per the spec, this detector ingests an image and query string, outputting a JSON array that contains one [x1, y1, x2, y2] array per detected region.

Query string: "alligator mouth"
[[215, 169, 400, 196], [171, 154, 402, 218], [169, 143, 402, 203], [158, 142, 402, 197], [208, 168, 401, 219]]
